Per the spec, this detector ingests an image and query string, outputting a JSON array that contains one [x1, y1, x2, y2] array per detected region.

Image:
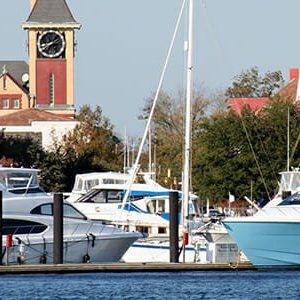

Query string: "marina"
[[0, 0, 300, 299]]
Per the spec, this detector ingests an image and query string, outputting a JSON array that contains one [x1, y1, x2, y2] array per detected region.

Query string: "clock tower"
[[22, 0, 81, 118]]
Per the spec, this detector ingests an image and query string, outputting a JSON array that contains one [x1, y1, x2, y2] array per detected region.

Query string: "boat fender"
[[182, 231, 189, 246], [5, 234, 12, 249], [40, 254, 47, 264], [89, 233, 96, 247], [82, 254, 90, 263], [16, 238, 26, 264], [41, 237, 48, 264], [1, 247, 6, 262]]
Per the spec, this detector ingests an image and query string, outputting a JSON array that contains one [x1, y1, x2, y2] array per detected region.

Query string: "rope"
[[241, 115, 271, 201], [119, 0, 187, 216]]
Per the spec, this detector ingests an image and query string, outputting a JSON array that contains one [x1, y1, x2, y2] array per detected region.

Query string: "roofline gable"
[[0, 72, 29, 94]]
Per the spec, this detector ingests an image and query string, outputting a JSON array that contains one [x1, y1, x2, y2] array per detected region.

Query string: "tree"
[[39, 105, 123, 192], [0, 135, 44, 168], [140, 89, 208, 187], [225, 67, 284, 98], [193, 99, 300, 203]]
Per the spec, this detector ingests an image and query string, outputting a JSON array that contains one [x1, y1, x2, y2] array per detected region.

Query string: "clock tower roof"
[[24, 0, 81, 28]]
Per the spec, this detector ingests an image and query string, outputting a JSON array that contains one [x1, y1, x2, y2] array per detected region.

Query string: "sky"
[[1, 0, 300, 138]]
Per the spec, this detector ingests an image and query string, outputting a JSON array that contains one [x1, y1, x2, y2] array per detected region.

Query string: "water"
[[0, 271, 299, 299]]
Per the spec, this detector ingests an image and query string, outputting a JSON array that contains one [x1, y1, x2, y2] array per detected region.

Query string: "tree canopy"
[[225, 67, 284, 98], [39, 105, 123, 192]]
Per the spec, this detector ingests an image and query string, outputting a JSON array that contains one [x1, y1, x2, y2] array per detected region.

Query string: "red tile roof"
[[228, 68, 300, 114], [278, 77, 298, 102], [0, 109, 75, 126], [228, 98, 270, 115]]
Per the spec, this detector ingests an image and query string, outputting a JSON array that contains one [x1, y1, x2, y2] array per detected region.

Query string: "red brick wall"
[[36, 60, 67, 105]]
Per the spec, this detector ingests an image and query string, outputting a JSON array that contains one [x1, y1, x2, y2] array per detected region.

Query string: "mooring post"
[[53, 193, 63, 264], [0, 191, 2, 265], [169, 191, 179, 263]]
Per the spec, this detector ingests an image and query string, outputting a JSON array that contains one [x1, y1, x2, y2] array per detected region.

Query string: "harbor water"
[[0, 270, 300, 299]]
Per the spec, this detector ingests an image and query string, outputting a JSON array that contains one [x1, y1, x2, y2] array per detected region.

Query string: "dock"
[[0, 262, 256, 274]]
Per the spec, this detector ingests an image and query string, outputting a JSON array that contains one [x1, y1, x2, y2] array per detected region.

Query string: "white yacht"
[[66, 171, 170, 202], [65, 176, 202, 262], [0, 175, 141, 264], [3, 212, 140, 265]]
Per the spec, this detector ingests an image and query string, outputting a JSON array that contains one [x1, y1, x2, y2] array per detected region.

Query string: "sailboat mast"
[[182, 0, 194, 230]]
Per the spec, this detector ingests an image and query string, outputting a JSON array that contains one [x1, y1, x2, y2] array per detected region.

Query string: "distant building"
[[228, 68, 300, 115], [0, 0, 81, 149], [0, 109, 78, 149]]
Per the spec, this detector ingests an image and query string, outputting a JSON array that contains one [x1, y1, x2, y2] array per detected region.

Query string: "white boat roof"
[[0, 167, 39, 173], [90, 182, 169, 192], [75, 172, 130, 180]]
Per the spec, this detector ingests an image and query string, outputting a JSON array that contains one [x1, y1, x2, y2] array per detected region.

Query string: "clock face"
[[37, 30, 65, 58]]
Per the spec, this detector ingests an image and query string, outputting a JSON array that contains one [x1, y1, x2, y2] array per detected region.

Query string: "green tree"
[[0, 135, 44, 168], [39, 105, 123, 192], [141, 89, 208, 186], [225, 67, 284, 98], [193, 100, 300, 203]]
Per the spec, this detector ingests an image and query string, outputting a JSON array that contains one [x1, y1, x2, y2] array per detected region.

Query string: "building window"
[[12, 98, 19, 109], [2, 99, 9, 109], [49, 73, 55, 105], [3, 75, 7, 90]]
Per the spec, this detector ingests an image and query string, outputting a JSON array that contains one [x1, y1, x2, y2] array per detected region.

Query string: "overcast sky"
[[1, 0, 300, 138]]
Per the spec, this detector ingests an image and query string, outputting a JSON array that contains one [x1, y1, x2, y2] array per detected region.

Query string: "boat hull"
[[3, 234, 138, 264], [122, 240, 196, 263], [223, 220, 300, 266]]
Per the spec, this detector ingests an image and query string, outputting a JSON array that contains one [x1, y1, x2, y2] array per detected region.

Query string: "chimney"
[[290, 68, 299, 81], [30, 0, 37, 11]]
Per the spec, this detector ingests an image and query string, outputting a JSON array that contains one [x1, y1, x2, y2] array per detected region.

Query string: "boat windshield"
[[77, 189, 123, 203], [279, 192, 300, 205], [279, 172, 300, 193], [0, 170, 42, 194]]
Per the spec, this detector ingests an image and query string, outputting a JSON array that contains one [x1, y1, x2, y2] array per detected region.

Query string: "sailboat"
[[122, 0, 202, 263]]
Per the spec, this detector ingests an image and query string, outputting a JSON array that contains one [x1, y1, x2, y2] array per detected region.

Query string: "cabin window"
[[2, 98, 9, 109], [146, 200, 156, 214], [74, 178, 83, 192], [103, 179, 115, 184], [136, 226, 149, 234], [279, 192, 300, 205], [2, 219, 47, 235], [146, 199, 166, 214], [12, 98, 19, 109], [157, 200, 165, 213], [80, 189, 123, 203], [107, 190, 122, 203], [49, 73, 54, 105], [31, 203, 87, 219], [158, 227, 167, 234], [85, 179, 99, 191]]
